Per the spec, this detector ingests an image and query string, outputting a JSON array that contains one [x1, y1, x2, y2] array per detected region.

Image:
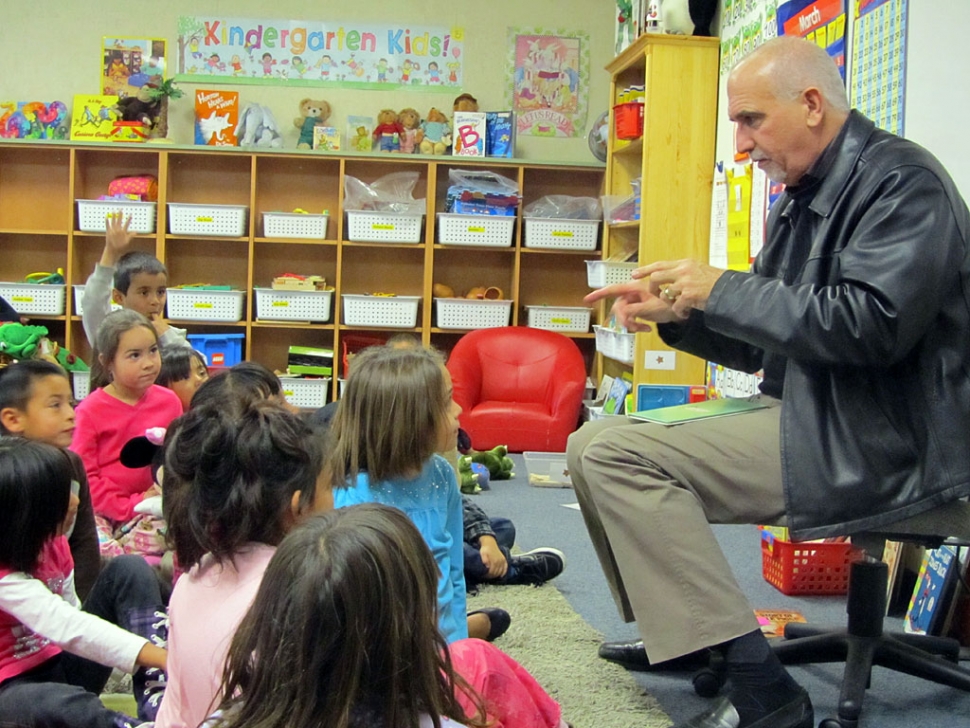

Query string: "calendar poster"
[[850, 0, 908, 136], [777, 0, 847, 80]]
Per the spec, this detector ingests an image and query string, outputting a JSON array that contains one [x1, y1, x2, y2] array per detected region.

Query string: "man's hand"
[[478, 535, 509, 580], [633, 259, 726, 318], [101, 213, 135, 268], [584, 279, 683, 333]]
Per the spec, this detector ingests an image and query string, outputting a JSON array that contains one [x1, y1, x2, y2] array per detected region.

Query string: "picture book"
[[485, 111, 516, 158], [904, 544, 958, 636], [347, 115, 374, 152], [194, 90, 238, 146], [453, 111, 486, 156], [754, 609, 807, 639], [629, 396, 768, 426], [602, 373, 633, 415], [882, 539, 905, 614], [313, 126, 341, 151], [70, 95, 120, 141]]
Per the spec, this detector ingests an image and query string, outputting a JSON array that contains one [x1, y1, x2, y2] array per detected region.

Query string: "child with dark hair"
[[188, 360, 291, 412], [157, 347, 209, 411], [211, 504, 567, 728], [0, 437, 168, 725], [155, 400, 329, 728], [0, 360, 100, 600], [71, 310, 182, 556], [81, 213, 192, 350]]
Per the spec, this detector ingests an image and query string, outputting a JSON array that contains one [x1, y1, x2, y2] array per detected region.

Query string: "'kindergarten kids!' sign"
[[176, 16, 464, 90]]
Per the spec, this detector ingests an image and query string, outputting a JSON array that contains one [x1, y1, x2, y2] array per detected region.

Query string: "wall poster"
[[849, 0, 908, 136], [102, 38, 167, 98]]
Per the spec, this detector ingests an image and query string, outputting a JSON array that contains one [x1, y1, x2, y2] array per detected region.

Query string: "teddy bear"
[[419, 107, 451, 155], [398, 107, 422, 154], [293, 98, 332, 149], [453, 93, 479, 112], [372, 108, 405, 153]]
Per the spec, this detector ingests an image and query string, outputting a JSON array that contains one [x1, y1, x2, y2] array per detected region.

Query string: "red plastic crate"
[[340, 333, 386, 375], [760, 530, 863, 596], [613, 102, 644, 140]]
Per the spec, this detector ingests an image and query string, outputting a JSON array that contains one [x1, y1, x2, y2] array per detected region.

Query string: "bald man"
[[569, 36, 970, 728]]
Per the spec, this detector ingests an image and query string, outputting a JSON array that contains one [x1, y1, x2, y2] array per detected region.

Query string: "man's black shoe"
[[670, 690, 813, 728], [598, 639, 712, 672]]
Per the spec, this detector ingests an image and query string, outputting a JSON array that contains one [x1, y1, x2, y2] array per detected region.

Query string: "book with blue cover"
[[904, 544, 959, 636]]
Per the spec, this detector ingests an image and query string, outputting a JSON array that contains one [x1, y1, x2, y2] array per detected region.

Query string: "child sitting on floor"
[[157, 347, 209, 411], [81, 212, 191, 351]]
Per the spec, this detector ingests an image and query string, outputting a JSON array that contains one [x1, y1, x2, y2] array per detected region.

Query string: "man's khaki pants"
[[566, 397, 787, 662]]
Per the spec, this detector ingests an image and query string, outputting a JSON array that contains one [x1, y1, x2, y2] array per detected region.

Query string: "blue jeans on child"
[[464, 517, 517, 587], [0, 554, 167, 728]]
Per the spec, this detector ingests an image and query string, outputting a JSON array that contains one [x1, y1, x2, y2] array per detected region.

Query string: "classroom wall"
[[0, 0, 615, 163]]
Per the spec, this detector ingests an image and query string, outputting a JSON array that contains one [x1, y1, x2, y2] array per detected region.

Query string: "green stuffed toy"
[[468, 445, 515, 481], [457, 456, 482, 494], [0, 322, 89, 371]]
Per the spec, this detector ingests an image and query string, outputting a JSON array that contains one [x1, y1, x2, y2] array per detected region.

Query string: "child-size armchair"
[[446, 327, 587, 453]]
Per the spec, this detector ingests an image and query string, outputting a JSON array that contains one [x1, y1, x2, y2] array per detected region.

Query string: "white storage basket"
[[254, 288, 332, 323], [279, 377, 330, 409], [345, 211, 423, 243], [342, 294, 420, 328], [168, 203, 249, 237], [525, 305, 592, 332], [524, 218, 599, 250], [586, 260, 639, 288], [437, 213, 514, 247], [262, 212, 329, 239], [73, 285, 122, 317], [594, 325, 635, 364], [166, 289, 245, 322], [434, 298, 512, 330], [77, 200, 157, 234], [0, 283, 66, 315], [73, 370, 92, 400]]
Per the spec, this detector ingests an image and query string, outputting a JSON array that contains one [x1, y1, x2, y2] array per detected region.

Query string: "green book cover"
[[629, 397, 768, 425]]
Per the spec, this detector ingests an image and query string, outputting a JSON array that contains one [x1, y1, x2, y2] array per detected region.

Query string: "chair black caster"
[[691, 652, 727, 697], [819, 718, 856, 728]]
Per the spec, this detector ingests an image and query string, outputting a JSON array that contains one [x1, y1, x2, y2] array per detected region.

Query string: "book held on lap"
[[629, 397, 768, 425]]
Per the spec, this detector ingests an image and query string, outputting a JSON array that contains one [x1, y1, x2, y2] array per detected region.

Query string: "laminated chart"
[[850, 0, 909, 136]]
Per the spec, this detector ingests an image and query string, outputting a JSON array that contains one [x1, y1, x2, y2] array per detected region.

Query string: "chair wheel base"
[[820, 718, 856, 728]]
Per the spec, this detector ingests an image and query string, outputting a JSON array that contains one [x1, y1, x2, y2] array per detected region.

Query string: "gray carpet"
[[473, 454, 970, 728]]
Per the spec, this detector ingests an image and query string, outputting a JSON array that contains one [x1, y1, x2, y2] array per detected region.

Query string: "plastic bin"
[[525, 306, 591, 332], [345, 211, 423, 243], [434, 298, 512, 330], [636, 385, 707, 411], [186, 333, 245, 368], [262, 212, 329, 239], [613, 102, 644, 140], [0, 283, 66, 315], [77, 199, 157, 233], [254, 288, 332, 323], [278, 376, 330, 409], [593, 325, 635, 364], [72, 285, 123, 317], [167, 289, 245, 322], [437, 213, 515, 247], [168, 203, 249, 237], [73, 370, 91, 400], [523, 451, 572, 488], [760, 529, 863, 596], [524, 218, 599, 251], [342, 294, 420, 328], [586, 260, 638, 288], [341, 333, 387, 374]]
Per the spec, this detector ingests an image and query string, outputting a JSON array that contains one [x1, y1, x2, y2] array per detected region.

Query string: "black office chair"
[[770, 500, 970, 728]]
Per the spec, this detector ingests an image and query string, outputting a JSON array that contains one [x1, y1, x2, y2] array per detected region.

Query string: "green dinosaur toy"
[[0, 322, 89, 371], [457, 455, 481, 494], [468, 444, 515, 481]]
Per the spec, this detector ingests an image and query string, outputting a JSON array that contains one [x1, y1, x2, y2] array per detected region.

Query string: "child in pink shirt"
[[71, 310, 182, 556]]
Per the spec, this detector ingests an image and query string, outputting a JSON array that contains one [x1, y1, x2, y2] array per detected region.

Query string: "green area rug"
[[467, 583, 670, 728]]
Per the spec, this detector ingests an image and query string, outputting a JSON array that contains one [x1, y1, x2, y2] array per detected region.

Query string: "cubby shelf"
[[0, 141, 605, 402]]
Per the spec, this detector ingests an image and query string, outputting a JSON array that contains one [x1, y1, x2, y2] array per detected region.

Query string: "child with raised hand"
[[212, 504, 567, 728], [0, 360, 100, 600], [157, 347, 209, 411], [82, 212, 192, 351], [70, 309, 182, 556], [327, 345, 470, 643], [155, 399, 329, 728], [0, 437, 169, 725]]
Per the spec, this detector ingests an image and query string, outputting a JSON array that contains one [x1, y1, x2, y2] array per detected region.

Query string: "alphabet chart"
[[850, 0, 909, 136]]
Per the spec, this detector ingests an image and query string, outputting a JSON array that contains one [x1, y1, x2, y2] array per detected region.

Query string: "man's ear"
[[803, 87, 825, 128], [111, 288, 126, 306], [0, 407, 26, 434]]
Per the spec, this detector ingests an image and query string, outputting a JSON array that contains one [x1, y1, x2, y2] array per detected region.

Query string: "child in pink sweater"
[[71, 310, 182, 556]]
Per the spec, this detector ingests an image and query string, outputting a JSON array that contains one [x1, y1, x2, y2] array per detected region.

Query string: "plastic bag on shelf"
[[523, 195, 602, 220], [602, 194, 639, 223], [445, 168, 520, 216], [343, 171, 426, 213]]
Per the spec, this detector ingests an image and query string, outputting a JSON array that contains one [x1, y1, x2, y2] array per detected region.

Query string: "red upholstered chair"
[[446, 327, 587, 453]]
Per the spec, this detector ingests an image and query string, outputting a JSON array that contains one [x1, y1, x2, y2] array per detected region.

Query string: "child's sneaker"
[[504, 548, 565, 585]]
